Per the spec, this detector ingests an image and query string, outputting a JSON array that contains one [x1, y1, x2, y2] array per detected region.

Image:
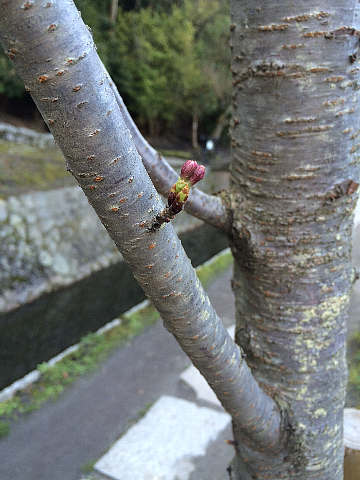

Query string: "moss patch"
[[0, 140, 75, 198], [347, 331, 360, 408]]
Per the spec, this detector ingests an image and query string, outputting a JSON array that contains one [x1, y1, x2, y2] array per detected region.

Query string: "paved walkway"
[[0, 265, 236, 480]]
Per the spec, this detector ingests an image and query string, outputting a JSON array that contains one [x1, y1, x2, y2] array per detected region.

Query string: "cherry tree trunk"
[[228, 0, 360, 478]]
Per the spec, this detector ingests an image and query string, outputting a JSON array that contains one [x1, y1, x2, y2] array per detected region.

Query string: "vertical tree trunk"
[[192, 111, 199, 150], [229, 1, 360, 478], [110, 0, 118, 24]]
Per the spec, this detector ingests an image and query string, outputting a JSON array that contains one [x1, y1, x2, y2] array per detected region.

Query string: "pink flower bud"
[[189, 164, 205, 186], [180, 160, 197, 180]]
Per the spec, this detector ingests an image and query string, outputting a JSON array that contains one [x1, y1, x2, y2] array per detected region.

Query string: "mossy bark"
[[229, 0, 360, 477]]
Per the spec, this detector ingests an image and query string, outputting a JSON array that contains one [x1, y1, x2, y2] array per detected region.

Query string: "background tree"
[[109, 0, 230, 141], [179, 0, 231, 149], [0, 1, 359, 479], [0, 0, 231, 146]]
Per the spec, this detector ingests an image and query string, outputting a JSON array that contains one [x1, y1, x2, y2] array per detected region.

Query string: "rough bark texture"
[[229, 0, 360, 478], [0, 0, 283, 454]]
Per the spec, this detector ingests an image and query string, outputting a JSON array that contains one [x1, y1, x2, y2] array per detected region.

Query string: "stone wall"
[[0, 123, 230, 314], [0, 122, 55, 149], [0, 186, 202, 313]]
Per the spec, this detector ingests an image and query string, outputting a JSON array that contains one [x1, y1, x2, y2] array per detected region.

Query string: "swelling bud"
[[149, 161, 205, 231], [180, 160, 205, 186]]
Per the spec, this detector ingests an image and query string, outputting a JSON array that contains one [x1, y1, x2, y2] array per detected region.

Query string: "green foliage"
[[0, 52, 27, 98], [0, 399, 20, 417], [348, 331, 360, 407], [121, 0, 183, 12], [112, 0, 230, 135], [112, 6, 191, 130], [1, 0, 230, 140], [0, 421, 10, 438]]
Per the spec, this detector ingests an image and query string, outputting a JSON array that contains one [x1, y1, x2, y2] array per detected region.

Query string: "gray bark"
[[229, 0, 360, 477]]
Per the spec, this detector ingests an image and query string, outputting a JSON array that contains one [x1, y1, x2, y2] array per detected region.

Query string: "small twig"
[[147, 202, 184, 232], [147, 160, 205, 231]]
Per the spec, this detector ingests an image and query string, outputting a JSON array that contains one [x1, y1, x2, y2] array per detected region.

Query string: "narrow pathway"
[[0, 267, 235, 480]]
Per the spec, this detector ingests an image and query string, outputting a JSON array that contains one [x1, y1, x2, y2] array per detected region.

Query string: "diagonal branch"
[[0, 0, 285, 451], [106, 69, 232, 234]]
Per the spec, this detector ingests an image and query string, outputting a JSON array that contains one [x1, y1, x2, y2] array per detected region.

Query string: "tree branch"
[[0, 0, 285, 451], [106, 68, 232, 234]]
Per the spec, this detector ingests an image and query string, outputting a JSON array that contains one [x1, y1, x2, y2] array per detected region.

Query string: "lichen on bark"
[[229, 0, 360, 477]]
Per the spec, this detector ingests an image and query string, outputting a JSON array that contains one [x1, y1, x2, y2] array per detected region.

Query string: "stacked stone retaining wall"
[[0, 186, 202, 313], [0, 123, 230, 314]]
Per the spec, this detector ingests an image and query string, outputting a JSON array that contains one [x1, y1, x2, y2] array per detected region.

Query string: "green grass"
[[128, 401, 154, 428], [348, 331, 360, 408], [80, 459, 97, 474], [158, 149, 192, 160], [0, 249, 233, 430], [0, 421, 10, 438], [0, 140, 74, 198], [0, 302, 159, 422], [0, 140, 194, 199], [196, 248, 233, 289]]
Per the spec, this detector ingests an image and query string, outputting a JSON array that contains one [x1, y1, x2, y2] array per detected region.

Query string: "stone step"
[[94, 395, 232, 480], [93, 325, 236, 480]]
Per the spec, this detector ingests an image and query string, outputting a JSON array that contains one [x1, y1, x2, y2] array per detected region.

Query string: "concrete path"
[[94, 396, 232, 480], [0, 266, 236, 480], [93, 326, 236, 480]]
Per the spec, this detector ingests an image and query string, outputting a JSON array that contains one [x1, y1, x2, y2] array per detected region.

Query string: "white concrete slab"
[[179, 325, 235, 407], [94, 395, 231, 480], [354, 198, 360, 226]]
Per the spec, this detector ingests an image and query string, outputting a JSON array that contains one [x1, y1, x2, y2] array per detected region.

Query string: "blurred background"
[[0, 0, 232, 155]]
